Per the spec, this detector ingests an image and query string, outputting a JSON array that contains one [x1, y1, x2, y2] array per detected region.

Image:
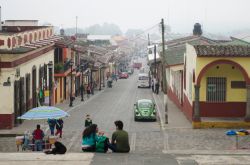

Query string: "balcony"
[[54, 60, 72, 74]]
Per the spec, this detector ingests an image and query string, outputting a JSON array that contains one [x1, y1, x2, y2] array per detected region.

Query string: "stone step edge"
[[162, 149, 250, 155]]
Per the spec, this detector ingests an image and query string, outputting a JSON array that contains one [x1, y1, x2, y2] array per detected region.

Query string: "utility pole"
[[161, 18, 168, 124], [154, 45, 157, 78], [148, 34, 150, 46]]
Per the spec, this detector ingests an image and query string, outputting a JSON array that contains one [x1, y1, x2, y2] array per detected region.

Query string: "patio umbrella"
[[17, 106, 70, 120]]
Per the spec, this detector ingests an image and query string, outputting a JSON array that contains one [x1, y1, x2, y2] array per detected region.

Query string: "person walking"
[[151, 79, 154, 92], [110, 120, 130, 153], [155, 79, 160, 94], [47, 118, 56, 135], [32, 124, 45, 151], [87, 84, 91, 98], [55, 119, 64, 138]]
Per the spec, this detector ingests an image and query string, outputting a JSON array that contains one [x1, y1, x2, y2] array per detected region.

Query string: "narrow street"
[[62, 70, 163, 154]]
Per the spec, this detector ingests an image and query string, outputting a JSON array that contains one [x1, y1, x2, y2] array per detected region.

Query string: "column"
[[193, 85, 201, 122], [245, 85, 250, 121]]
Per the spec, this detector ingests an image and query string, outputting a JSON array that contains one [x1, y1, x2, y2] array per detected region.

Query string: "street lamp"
[[99, 65, 102, 91], [154, 45, 157, 78], [48, 61, 53, 106], [90, 65, 94, 95], [69, 60, 74, 107], [80, 64, 84, 101]]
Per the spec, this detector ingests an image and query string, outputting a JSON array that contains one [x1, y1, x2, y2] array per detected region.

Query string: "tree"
[[84, 23, 122, 35]]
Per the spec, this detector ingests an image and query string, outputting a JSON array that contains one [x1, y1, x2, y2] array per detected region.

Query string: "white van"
[[138, 73, 150, 88]]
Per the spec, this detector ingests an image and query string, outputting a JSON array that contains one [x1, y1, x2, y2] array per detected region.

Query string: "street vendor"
[[32, 124, 45, 151]]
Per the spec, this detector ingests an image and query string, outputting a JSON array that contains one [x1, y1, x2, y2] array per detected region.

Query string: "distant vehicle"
[[133, 62, 142, 69], [119, 72, 129, 79], [137, 73, 150, 88], [134, 99, 157, 121], [127, 68, 134, 75]]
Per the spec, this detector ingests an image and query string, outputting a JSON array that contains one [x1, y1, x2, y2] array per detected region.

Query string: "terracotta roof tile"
[[194, 45, 250, 57]]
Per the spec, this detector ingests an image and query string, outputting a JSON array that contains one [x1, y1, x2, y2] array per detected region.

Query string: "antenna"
[[75, 16, 78, 38]]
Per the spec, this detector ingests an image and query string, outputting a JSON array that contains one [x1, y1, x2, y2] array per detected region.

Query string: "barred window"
[[206, 77, 226, 102]]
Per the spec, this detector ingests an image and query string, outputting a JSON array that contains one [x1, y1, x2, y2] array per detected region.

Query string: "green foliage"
[[84, 23, 122, 35], [54, 63, 64, 73]]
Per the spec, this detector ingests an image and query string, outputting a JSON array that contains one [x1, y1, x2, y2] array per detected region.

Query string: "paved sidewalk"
[[152, 91, 192, 130], [0, 80, 114, 137]]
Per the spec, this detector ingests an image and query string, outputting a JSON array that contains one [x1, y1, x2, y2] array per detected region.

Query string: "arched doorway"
[[194, 59, 250, 121]]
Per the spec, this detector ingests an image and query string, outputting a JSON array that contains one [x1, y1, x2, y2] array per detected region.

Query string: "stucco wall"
[[196, 57, 250, 83], [185, 44, 197, 103], [199, 64, 246, 102], [0, 68, 14, 114], [0, 49, 54, 114]]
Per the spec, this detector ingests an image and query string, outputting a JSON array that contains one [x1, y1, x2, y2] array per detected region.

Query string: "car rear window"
[[139, 102, 152, 108], [139, 76, 149, 80]]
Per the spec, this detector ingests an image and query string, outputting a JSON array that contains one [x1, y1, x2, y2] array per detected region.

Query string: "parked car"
[[134, 99, 156, 121], [119, 72, 129, 79]]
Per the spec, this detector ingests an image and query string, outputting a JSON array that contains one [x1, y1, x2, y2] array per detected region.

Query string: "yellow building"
[[185, 44, 250, 127]]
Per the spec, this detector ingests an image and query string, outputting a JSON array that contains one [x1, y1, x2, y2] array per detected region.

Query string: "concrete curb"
[[162, 149, 250, 155], [0, 153, 94, 161]]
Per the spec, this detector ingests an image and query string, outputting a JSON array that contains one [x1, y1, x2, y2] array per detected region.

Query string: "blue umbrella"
[[17, 106, 70, 120]]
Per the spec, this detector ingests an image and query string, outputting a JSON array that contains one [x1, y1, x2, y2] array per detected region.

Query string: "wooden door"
[[26, 74, 30, 111], [14, 80, 20, 126], [19, 77, 24, 124], [32, 67, 37, 108]]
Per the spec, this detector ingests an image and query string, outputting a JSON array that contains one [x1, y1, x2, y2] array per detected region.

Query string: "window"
[[207, 77, 226, 102], [139, 102, 153, 108], [54, 48, 63, 63], [139, 76, 148, 80], [231, 81, 246, 88]]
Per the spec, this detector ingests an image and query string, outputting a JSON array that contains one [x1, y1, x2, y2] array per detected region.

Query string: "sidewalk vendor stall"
[[226, 129, 250, 149], [16, 106, 69, 151]]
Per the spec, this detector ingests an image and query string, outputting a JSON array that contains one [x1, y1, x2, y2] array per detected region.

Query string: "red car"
[[119, 72, 129, 79]]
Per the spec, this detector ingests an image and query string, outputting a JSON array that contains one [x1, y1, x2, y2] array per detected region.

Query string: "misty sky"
[[0, 0, 249, 34]]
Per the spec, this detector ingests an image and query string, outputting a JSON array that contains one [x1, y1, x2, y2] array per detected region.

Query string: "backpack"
[[95, 136, 109, 153]]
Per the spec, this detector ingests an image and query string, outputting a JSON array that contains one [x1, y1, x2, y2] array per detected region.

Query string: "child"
[[85, 114, 92, 127]]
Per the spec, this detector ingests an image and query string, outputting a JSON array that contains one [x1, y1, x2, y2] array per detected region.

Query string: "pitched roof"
[[55, 36, 74, 48], [162, 35, 216, 66], [165, 46, 185, 66], [194, 45, 250, 57], [166, 35, 217, 48], [221, 37, 250, 46]]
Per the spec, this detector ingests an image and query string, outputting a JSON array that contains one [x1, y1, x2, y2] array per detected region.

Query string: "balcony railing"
[[54, 60, 72, 74]]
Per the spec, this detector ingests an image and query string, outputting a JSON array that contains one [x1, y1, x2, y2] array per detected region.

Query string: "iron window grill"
[[206, 77, 226, 102]]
